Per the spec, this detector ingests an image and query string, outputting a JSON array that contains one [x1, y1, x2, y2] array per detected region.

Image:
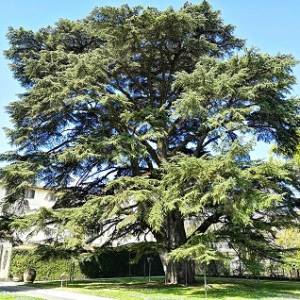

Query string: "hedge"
[[79, 249, 164, 278], [10, 247, 164, 280], [10, 248, 82, 281]]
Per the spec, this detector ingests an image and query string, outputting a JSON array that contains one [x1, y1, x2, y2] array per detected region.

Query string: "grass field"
[[31, 276, 300, 300], [0, 295, 41, 300], [0, 296, 14, 300]]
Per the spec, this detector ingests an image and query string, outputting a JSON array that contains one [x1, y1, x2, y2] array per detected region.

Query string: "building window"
[[25, 189, 35, 199], [48, 193, 57, 202]]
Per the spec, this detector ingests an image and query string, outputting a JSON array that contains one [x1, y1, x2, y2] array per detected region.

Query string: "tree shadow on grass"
[[32, 277, 300, 299]]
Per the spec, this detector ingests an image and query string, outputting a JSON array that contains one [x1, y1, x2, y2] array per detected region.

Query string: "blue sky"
[[1, 0, 300, 157]]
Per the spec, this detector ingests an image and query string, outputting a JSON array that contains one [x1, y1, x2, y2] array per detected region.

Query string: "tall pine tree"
[[2, 2, 300, 283]]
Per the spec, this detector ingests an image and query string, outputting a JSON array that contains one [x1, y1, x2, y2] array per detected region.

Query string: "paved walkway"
[[0, 282, 113, 300]]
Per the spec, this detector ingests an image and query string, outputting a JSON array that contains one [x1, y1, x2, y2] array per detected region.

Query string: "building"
[[0, 187, 56, 280], [0, 186, 155, 280]]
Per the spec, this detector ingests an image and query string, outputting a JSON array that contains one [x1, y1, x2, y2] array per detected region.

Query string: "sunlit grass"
[[30, 276, 300, 299], [0, 295, 42, 300]]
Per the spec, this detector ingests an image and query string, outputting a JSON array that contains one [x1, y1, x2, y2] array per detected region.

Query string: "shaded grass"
[[31, 276, 300, 300]]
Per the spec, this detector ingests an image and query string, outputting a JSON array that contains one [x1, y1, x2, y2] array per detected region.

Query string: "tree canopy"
[[1, 1, 300, 283]]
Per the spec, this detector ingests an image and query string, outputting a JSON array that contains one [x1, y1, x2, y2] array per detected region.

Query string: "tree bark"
[[158, 209, 196, 284], [160, 255, 195, 284]]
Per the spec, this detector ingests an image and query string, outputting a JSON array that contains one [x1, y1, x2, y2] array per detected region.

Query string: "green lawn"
[[0, 296, 41, 300], [31, 276, 300, 300], [0, 296, 14, 300]]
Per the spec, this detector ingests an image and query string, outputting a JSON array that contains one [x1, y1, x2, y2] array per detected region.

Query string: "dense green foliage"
[[10, 246, 163, 280], [10, 248, 82, 280], [2, 1, 300, 284], [80, 250, 163, 278], [276, 228, 300, 277]]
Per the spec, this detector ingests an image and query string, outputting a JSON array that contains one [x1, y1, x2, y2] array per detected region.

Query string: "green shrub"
[[10, 246, 164, 280], [10, 248, 83, 281], [79, 250, 164, 278]]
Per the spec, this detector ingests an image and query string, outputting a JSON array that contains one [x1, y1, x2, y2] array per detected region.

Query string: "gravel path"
[[0, 281, 113, 300]]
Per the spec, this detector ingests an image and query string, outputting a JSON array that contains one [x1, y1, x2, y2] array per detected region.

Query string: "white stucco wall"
[[26, 188, 56, 211], [0, 186, 57, 279], [0, 186, 56, 214], [0, 240, 12, 280]]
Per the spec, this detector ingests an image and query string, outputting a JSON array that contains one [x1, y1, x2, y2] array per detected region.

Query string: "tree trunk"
[[163, 258, 195, 284], [158, 209, 196, 284]]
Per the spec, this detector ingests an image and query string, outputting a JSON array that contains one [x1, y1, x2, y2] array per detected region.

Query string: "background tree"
[[2, 1, 300, 284], [276, 227, 300, 278]]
